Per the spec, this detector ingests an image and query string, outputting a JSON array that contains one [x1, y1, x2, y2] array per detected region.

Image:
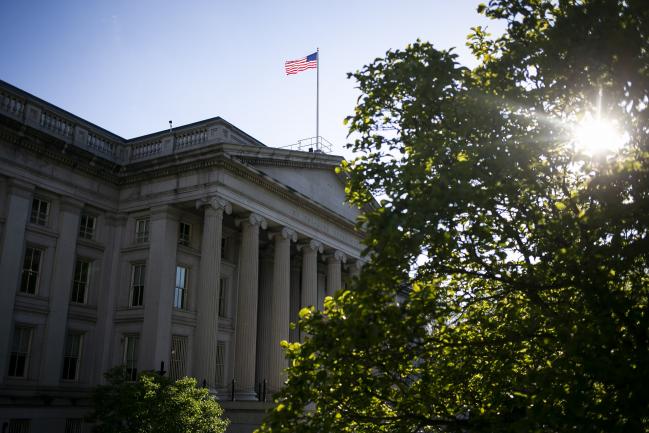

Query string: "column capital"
[[269, 227, 297, 242], [235, 212, 267, 230], [297, 239, 323, 253], [325, 250, 347, 264], [196, 196, 232, 214]]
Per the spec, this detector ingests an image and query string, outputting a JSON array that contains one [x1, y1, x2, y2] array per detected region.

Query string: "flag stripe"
[[285, 52, 318, 75]]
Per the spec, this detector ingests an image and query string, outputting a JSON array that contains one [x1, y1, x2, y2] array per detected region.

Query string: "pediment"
[[248, 162, 361, 224]]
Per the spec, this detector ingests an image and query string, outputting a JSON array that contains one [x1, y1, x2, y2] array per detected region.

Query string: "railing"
[[0, 82, 339, 166], [175, 128, 207, 150], [87, 132, 116, 155], [0, 84, 127, 162], [280, 136, 333, 153], [131, 139, 162, 160], [0, 91, 25, 117], [40, 110, 73, 138]]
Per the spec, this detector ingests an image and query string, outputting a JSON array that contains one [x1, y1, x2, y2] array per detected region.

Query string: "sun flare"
[[573, 114, 628, 155]]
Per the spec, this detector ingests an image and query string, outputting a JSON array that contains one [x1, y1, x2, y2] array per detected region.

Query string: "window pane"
[[135, 218, 150, 243], [170, 336, 187, 380], [62, 333, 82, 380], [30, 198, 49, 226], [71, 260, 90, 304], [79, 214, 96, 240], [215, 340, 226, 387], [8, 327, 32, 378], [174, 266, 187, 309], [179, 222, 191, 246], [218, 278, 226, 318], [20, 248, 42, 295], [130, 264, 145, 307], [123, 334, 139, 381]]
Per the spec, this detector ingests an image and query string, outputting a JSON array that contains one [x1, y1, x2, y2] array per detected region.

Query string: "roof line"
[[1, 79, 267, 147], [0, 79, 127, 142], [126, 116, 267, 147]]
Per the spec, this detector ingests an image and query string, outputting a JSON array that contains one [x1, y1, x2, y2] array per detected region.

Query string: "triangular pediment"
[[245, 158, 361, 224]]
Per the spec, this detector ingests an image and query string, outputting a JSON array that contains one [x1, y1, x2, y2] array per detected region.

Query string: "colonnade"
[[193, 197, 359, 398]]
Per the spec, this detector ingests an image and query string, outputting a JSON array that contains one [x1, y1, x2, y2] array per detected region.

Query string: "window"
[[71, 259, 91, 304], [123, 334, 139, 381], [62, 333, 83, 380], [174, 266, 188, 309], [8, 326, 32, 378], [64, 419, 82, 433], [130, 264, 146, 307], [135, 217, 150, 243], [179, 222, 191, 246], [170, 335, 188, 380], [218, 278, 227, 318], [8, 420, 30, 433], [20, 247, 42, 295], [79, 214, 96, 240], [215, 340, 226, 387], [30, 198, 49, 226]]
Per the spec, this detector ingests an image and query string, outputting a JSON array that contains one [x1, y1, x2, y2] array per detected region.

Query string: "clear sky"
[[0, 0, 504, 159]]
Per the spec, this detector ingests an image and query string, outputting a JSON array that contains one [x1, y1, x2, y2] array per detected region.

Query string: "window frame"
[[61, 332, 83, 381], [135, 217, 150, 243], [214, 340, 226, 388], [19, 247, 43, 295], [123, 334, 139, 381], [173, 265, 188, 310], [178, 222, 191, 246], [8, 326, 33, 378], [29, 197, 50, 226], [170, 335, 188, 380], [78, 214, 97, 240], [218, 277, 227, 318], [129, 263, 146, 307], [71, 259, 91, 304]]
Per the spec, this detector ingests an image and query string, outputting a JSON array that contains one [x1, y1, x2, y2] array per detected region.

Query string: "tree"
[[89, 367, 229, 433], [259, 1, 649, 432]]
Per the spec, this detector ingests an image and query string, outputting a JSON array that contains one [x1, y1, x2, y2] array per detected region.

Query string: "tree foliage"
[[89, 367, 229, 433], [259, 1, 649, 432]]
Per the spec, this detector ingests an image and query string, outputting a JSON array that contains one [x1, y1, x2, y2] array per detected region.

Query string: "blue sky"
[[0, 0, 504, 158]]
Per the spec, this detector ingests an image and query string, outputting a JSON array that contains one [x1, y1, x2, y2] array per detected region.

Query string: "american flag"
[[285, 52, 318, 75]]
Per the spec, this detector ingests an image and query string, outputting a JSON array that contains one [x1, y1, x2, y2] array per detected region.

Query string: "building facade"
[[0, 81, 365, 433]]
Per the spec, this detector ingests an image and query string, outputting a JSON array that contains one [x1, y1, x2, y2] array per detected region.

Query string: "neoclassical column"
[[95, 213, 127, 383], [255, 244, 273, 387], [193, 197, 231, 388], [267, 227, 297, 393], [325, 250, 347, 299], [289, 259, 301, 343], [41, 196, 83, 385], [234, 213, 266, 399], [0, 179, 34, 384], [298, 240, 323, 310], [140, 205, 178, 371]]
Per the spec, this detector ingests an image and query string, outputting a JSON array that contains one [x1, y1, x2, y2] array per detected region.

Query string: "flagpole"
[[316, 47, 320, 151]]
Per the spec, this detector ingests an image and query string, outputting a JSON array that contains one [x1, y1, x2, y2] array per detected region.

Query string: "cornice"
[[1, 120, 363, 237], [0, 121, 121, 184]]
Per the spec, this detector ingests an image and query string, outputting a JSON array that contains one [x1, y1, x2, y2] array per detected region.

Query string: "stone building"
[[0, 80, 364, 433]]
